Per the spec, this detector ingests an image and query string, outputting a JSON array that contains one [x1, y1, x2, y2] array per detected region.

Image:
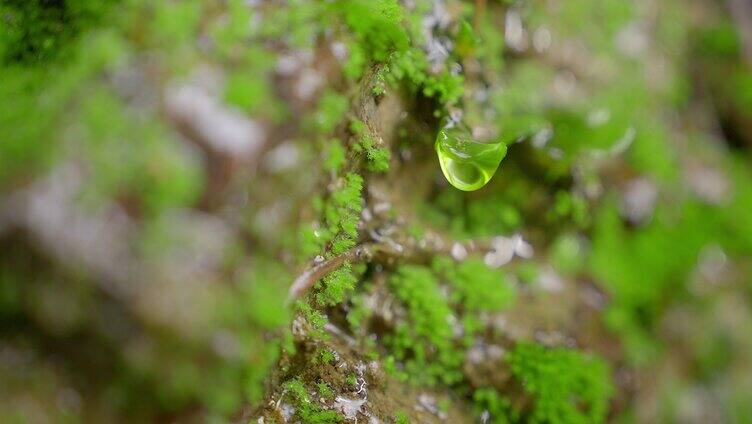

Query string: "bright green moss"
[[297, 300, 329, 340], [387, 265, 463, 386], [473, 387, 517, 424], [210, 0, 253, 57], [507, 343, 614, 424], [323, 139, 347, 173], [346, 373, 357, 387], [351, 120, 391, 172], [316, 263, 358, 306], [549, 234, 586, 276], [433, 257, 516, 338], [437, 258, 517, 313], [394, 410, 411, 424], [285, 378, 344, 423], [346, 289, 373, 330], [317, 381, 335, 400], [300, 171, 363, 307], [225, 70, 271, 112], [326, 173, 364, 246], [386, 48, 464, 107], [312, 91, 349, 135], [357, 135, 391, 172], [337, 0, 409, 63], [316, 349, 336, 365]]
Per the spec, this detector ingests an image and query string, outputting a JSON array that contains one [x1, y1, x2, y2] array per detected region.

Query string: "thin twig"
[[286, 244, 373, 304], [286, 232, 501, 303]]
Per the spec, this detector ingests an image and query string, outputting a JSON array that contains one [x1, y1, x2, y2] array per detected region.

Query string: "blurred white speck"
[[512, 234, 534, 258], [448, 314, 464, 338], [264, 141, 300, 172], [295, 68, 324, 100], [361, 208, 373, 222], [426, 37, 451, 68], [620, 178, 658, 224], [280, 403, 296, 421], [538, 266, 564, 292], [533, 27, 552, 52], [531, 126, 553, 148], [373, 202, 391, 215], [334, 396, 367, 419], [451, 242, 468, 260], [548, 147, 564, 160], [610, 126, 636, 156], [698, 244, 728, 284], [687, 166, 729, 204], [552, 70, 577, 101], [212, 330, 241, 359], [587, 108, 611, 127], [331, 42, 348, 61], [416, 393, 446, 419], [467, 345, 485, 364], [165, 75, 264, 157], [505, 10, 528, 52], [616, 22, 649, 58], [484, 234, 532, 267], [485, 239, 514, 268], [276, 54, 301, 76]]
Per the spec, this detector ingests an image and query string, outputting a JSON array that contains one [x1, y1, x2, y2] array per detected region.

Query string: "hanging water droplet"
[[435, 121, 507, 191]]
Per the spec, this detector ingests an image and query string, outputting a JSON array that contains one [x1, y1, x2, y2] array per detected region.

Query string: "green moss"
[[346, 373, 357, 387], [386, 265, 463, 386], [473, 388, 517, 424], [285, 378, 344, 424], [346, 289, 373, 330], [394, 410, 411, 424], [437, 257, 517, 313], [224, 67, 274, 115], [516, 262, 541, 285], [337, 0, 408, 63], [325, 172, 364, 254], [549, 234, 586, 276], [386, 48, 464, 107], [300, 170, 363, 307], [351, 120, 391, 172], [323, 139, 347, 173], [297, 301, 329, 340], [316, 263, 358, 306], [316, 349, 336, 365], [507, 343, 614, 424], [312, 91, 349, 135], [317, 382, 335, 400]]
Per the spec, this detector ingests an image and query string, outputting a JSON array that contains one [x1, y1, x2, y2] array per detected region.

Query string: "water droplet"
[[435, 122, 507, 191]]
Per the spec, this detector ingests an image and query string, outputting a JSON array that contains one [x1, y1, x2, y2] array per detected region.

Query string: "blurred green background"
[[1, 0, 751, 422]]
